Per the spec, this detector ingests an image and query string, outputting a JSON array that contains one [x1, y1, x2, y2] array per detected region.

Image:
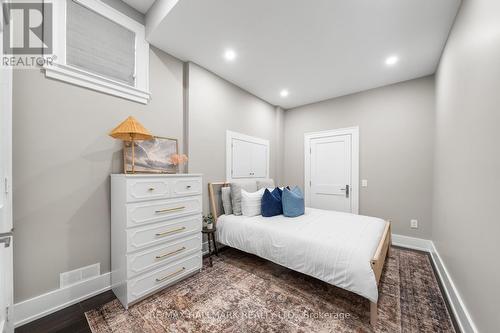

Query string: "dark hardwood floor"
[[15, 291, 116, 333], [16, 254, 216, 333]]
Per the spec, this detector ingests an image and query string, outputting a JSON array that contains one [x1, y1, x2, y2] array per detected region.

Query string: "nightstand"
[[202, 227, 218, 267]]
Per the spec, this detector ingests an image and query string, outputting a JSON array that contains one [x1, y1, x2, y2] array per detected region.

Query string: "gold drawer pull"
[[155, 206, 185, 214], [148, 187, 155, 191], [155, 267, 186, 282], [155, 247, 186, 260], [155, 227, 186, 237]]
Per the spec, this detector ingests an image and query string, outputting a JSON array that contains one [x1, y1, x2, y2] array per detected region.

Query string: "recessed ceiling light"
[[385, 55, 399, 66], [280, 89, 289, 98], [224, 49, 237, 61]]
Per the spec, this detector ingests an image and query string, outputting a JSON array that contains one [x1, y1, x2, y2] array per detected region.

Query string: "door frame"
[[304, 127, 359, 214], [0, 3, 14, 331], [0, 0, 12, 231]]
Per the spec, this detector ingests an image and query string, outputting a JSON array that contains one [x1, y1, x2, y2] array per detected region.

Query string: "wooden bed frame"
[[208, 182, 391, 326]]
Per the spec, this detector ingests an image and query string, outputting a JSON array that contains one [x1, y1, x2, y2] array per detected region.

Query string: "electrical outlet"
[[410, 219, 418, 229], [361, 179, 368, 187]]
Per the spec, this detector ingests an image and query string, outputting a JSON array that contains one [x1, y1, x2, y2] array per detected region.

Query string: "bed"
[[208, 182, 391, 325]]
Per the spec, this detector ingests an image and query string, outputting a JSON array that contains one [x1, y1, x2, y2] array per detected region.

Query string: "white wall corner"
[[13, 272, 111, 328]]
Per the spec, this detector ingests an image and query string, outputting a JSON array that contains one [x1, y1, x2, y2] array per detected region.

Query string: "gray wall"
[[12, 47, 184, 302], [283, 77, 435, 238], [433, 0, 500, 331], [274, 107, 285, 185], [13, 56, 279, 303], [187, 63, 280, 213]]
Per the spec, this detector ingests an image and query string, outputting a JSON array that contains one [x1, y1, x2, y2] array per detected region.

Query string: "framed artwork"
[[124, 136, 179, 174]]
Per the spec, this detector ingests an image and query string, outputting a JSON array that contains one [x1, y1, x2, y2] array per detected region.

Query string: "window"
[[45, 0, 150, 104], [66, 1, 136, 86], [226, 131, 270, 181]]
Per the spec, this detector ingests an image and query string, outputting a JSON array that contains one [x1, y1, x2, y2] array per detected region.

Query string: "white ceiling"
[[147, 0, 461, 109], [122, 0, 155, 14]]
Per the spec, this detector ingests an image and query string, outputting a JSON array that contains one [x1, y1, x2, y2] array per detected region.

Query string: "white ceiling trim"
[[122, 0, 156, 14]]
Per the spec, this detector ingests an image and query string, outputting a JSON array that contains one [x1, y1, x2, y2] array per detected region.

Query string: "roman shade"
[[66, 0, 136, 86]]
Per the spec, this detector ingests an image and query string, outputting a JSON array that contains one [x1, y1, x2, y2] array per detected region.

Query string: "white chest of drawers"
[[111, 174, 203, 308]]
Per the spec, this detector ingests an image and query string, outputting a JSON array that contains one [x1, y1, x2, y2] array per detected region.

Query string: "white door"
[[231, 139, 253, 178], [0, 3, 14, 331], [305, 128, 359, 214], [250, 143, 268, 178], [228, 132, 269, 180]]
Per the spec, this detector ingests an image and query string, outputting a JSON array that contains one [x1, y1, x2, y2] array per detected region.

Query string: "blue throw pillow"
[[272, 187, 283, 199], [282, 186, 305, 217], [262, 188, 283, 217]]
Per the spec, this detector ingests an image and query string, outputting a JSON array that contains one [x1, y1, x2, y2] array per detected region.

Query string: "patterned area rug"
[[86, 247, 457, 332]]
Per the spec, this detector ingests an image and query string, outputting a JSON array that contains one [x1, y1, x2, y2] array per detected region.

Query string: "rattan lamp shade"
[[109, 116, 153, 141], [109, 116, 153, 174]]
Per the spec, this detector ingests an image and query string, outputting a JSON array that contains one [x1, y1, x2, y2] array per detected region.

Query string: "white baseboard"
[[13, 272, 111, 328], [15, 242, 211, 328], [429, 243, 478, 333], [13, 235, 477, 333], [393, 233, 477, 333], [392, 233, 433, 252]]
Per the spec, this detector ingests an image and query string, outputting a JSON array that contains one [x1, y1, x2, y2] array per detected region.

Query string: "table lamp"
[[109, 116, 153, 174]]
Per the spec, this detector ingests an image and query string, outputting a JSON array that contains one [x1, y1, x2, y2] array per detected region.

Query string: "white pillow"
[[221, 186, 232, 215], [241, 189, 265, 217], [257, 179, 275, 190]]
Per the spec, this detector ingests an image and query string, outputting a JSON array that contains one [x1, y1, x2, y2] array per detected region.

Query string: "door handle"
[[340, 185, 350, 198], [0, 237, 11, 248], [3, 2, 11, 23]]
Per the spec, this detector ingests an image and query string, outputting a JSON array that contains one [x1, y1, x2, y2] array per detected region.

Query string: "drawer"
[[127, 235, 202, 277], [127, 253, 202, 303], [127, 216, 201, 252], [170, 178, 202, 197], [126, 178, 171, 203], [127, 196, 202, 228]]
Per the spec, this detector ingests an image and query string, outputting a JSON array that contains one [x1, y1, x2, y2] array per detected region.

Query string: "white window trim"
[[226, 130, 270, 182], [304, 127, 359, 215], [44, 0, 151, 104]]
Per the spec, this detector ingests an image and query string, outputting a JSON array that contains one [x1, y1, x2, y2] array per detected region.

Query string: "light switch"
[[362, 179, 368, 187]]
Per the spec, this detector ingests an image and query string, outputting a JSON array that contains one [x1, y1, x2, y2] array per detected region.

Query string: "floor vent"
[[60, 263, 101, 288]]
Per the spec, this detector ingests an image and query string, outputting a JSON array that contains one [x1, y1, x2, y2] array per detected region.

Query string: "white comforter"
[[216, 208, 387, 302]]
